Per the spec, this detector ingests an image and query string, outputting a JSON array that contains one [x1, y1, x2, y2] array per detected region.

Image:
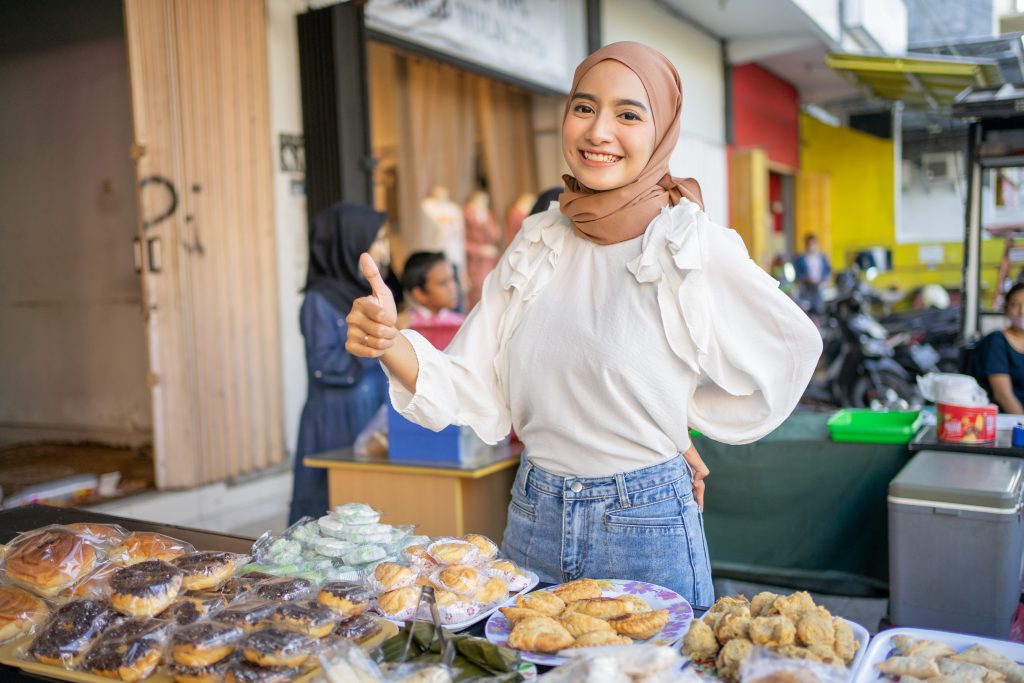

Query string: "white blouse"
[[384, 200, 822, 477]]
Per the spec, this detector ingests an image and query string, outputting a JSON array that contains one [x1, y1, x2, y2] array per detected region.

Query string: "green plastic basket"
[[826, 409, 924, 444]]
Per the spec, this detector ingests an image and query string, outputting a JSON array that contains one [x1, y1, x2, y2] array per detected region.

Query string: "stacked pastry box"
[[246, 502, 538, 628], [0, 520, 388, 682]]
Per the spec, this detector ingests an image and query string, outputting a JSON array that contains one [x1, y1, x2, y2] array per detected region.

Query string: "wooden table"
[[304, 445, 520, 543]]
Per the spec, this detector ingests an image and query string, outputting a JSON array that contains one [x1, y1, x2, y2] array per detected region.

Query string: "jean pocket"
[[603, 494, 687, 534], [508, 487, 537, 521]]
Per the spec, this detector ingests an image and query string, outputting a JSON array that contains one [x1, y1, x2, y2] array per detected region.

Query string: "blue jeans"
[[499, 454, 715, 608]]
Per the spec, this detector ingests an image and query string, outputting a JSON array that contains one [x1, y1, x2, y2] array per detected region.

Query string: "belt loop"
[[614, 473, 630, 508], [518, 458, 534, 497]]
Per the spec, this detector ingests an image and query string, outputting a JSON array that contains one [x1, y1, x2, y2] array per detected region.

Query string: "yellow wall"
[[799, 114, 1002, 299]]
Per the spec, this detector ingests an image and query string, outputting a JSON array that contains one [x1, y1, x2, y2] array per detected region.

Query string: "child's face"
[[415, 261, 458, 312]]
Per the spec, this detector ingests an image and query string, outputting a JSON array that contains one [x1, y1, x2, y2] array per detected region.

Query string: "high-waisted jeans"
[[499, 454, 715, 607]]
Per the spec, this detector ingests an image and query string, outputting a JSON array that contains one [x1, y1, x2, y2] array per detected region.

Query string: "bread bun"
[[111, 532, 191, 565], [0, 585, 48, 641], [5, 529, 98, 596]]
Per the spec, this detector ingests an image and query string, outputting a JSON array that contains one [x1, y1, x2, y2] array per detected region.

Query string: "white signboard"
[[365, 0, 587, 92]]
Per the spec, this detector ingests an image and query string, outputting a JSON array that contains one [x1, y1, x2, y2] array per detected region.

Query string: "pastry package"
[[61, 522, 129, 549], [3, 526, 103, 597], [544, 643, 689, 683], [317, 636, 384, 682], [329, 502, 382, 526], [484, 558, 531, 592], [252, 576, 315, 602], [169, 593, 229, 625], [170, 620, 245, 668], [239, 626, 318, 668], [61, 561, 121, 601], [402, 545, 438, 574], [109, 531, 195, 566], [215, 599, 280, 632], [273, 600, 340, 638], [366, 561, 417, 594], [330, 613, 383, 644], [0, 584, 49, 643], [108, 559, 185, 617], [172, 550, 250, 591], [80, 617, 169, 681], [375, 586, 421, 622], [740, 646, 849, 683], [428, 564, 485, 597], [317, 581, 373, 618], [425, 538, 480, 567], [460, 534, 499, 561], [26, 598, 122, 668]]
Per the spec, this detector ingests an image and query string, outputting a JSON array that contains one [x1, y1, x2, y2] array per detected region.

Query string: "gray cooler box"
[[888, 450, 1024, 638]]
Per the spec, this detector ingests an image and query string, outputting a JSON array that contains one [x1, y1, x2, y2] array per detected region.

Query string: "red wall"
[[732, 63, 799, 169]]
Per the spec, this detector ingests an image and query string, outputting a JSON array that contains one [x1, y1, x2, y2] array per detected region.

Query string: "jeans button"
[[570, 481, 583, 493]]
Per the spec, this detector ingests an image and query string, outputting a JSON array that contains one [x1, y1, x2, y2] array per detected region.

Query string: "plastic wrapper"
[[429, 564, 485, 597], [61, 522, 129, 549], [343, 544, 388, 567], [239, 626, 318, 668], [329, 502, 382, 526], [425, 539, 479, 567], [366, 561, 418, 594], [272, 600, 340, 638], [109, 531, 195, 566], [108, 559, 185, 617], [316, 637, 383, 682], [542, 644, 689, 682], [313, 535, 359, 558], [214, 600, 279, 632], [170, 620, 245, 668], [3, 526, 104, 597], [169, 593, 228, 625], [484, 558, 532, 593], [402, 545, 438, 574], [460, 534, 499, 560], [433, 590, 482, 625], [739, 646, 850, 683], [223, 655, 300, 682], [317, 581, 372, 618], [0, 584, 49, 643], [168, 656, 232, 683], [26, 599, 122, 668], [380, 661, 455, 683], [375, 586, 421, 622], [80, 618, 169, 681], [172, 550, 250, 591], [62, 561, 120, 601], [331, 613, 383, 644], [253, 576, 314, 602]]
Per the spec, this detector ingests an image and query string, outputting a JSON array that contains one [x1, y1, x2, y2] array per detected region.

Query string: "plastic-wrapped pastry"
[[608, 608, 669, 640], [224, 658, 300, 683], [216, 601, 278, 631], [507, 615, 575, 653], [552, 578, 602, 603], [324, 565, 361, 583], [426, 539, 479, 566], [0, 585, 48, 642], [681, 617, 719, 660], [173, 551, 245, 591], [63, 522, 128, 547], [82, 618, 167, 681], [171, 621, 244, 667], [64, 562, 120, 601], [170, 658, 232, 683], [461, 534, 498, 560], [515, 591, 565, 618], [569, 630, 632, 648], [431, 565, 481, 596], [317, 515, 350, 539], [110, 531, 193, 565], [473, 576, 509, 605], [5, 528, 99, 597], [376, 586, 420, 621], [403, 545, 438, 573], [331, 503, 381, 526], [343, 544, 387, 566], [317, 581, 372, 617], [331, 613, 383, 644], [340, 523, 393, 545], [28, 599, 120, 667], [170, 594, 227, 625], [240, 627, 316, 667], [486, 559, 530, 592], [367, 561, 416, 593], [109, 559, 184, 617], [434, 590, 480, 624], [273, 600, 339, 638], [313, 536, 357, 558], [253, 576, 313, 602]]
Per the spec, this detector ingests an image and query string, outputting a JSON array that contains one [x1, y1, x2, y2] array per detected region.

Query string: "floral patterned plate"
[[484, 578, 693, 666]]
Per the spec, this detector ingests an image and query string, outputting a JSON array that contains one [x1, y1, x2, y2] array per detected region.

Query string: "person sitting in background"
[[978, 281, 1024, 414], [289, 203, 391, 523], [396, 251, 465, 330]]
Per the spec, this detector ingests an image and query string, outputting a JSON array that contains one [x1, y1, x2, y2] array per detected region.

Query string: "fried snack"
[[773, 644, 824, 662], [715, 611, 751, 643], [768, 591, 814, 619], [938, 658, 1007, 683], [608, 608, 669, 640], [569, 630, 632, 648], [706, 603, 751, 631], [516, 591, 566, 617], [551, 578, 603, 603], [462, 533, 499, 559], [172, 551, 240, 591], [563, 596, 632, 619], [716, 637, 753, 682], [892, 635, 957, 658], [708, 595, 750, 616], [0, 585, 48, 642], [794, 608, 834, 648], [507, 615, 575, 653], [750, 591, 779, 618], [111, 531, 190, 565], [875, 655, 942, 679], [6, 529, 99, 597], [500, 606, 546, 626], [832, 617, 859, 665], [681, 618, 719, 661], [748, 616, 796, 648], [807, 643, 845, 667], [171, 621, 244, 667], [618, 594, 653, 614], [109, 559, 184, 617], [559, 612, 614, 638], [473, 576, 509, 605], [240, 627, 316, 667], [950, 646, 1024, 683], [747, 672, 819, 683]]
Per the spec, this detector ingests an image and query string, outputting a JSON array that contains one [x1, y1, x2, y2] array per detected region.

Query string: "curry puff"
[[506, 616, 574, 653]]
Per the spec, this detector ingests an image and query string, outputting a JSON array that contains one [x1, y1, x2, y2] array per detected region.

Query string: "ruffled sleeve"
[[384, 206, 570, 444], [628, 201, 822, 444]]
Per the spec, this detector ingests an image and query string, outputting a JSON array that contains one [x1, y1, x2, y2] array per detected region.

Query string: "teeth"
[[583, 151, 619, 163]]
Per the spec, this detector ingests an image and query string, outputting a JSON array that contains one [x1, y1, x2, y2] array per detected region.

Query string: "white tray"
[[851, 627, 1024, 683]]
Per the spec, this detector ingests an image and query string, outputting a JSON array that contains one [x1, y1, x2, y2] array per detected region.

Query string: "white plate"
[[851, 626, 1024, 683]]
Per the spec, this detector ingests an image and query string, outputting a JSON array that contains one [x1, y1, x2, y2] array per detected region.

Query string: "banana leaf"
[[376, 623, 525, 682]]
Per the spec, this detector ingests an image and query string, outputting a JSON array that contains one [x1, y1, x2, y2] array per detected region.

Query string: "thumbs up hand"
[[346, 253, 398, 358]]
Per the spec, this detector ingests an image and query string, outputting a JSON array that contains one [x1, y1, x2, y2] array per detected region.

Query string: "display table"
[[694, 411, 910, 596], [305, 445, 520, 543], [909, 424, 1022, 456]]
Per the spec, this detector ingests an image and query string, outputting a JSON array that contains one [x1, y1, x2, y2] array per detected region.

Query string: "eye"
[[620, 111, 642, 122], [573, 103, 594, 114]]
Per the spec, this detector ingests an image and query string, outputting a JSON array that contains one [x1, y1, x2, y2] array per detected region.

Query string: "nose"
[[585, 111, 614, 144]]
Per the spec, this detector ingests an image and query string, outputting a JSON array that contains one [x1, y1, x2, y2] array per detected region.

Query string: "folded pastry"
[[893, 634, 957, 659], [559, 612, 613, 638], [516, 591, 565, 618], [618, 594, 652, 614], [950, 646, 1024, 683], [552, 578, 602, 603], [569, 630, 632, 648], [562, 596, 631, 620], [608, 608, 669, 640], [875, 655, 942, 679], [433, 565, 480, 595], [939, 657, 1007, 683], [500, 606, 546, 626], [473, 576, 509, 605], [507, 615, 575, 653]]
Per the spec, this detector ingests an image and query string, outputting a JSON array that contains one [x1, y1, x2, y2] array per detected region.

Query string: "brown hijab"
[[559, 41, 703, 245]]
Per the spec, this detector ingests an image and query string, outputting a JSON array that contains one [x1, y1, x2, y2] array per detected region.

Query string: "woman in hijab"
[[345, 43, 821, 604], [289, 202, 391, 523]]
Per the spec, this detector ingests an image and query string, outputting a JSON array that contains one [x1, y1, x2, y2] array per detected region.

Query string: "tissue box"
[[937, 402, 997, 443], [387, 404, 491, 463]]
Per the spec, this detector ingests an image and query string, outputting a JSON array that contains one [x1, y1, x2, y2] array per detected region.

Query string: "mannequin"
[[506, 192, 536, 246], [421, 186, 467, 294], [463, 189, 502, 309]]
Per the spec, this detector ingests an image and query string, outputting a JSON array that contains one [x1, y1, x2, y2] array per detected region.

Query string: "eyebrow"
[[573, 92, 649, 112]]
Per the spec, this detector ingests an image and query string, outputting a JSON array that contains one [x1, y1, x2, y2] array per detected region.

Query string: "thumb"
[[360, 253, 389, 302]]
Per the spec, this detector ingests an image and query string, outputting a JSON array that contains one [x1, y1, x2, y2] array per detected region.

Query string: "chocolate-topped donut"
[[316, 581, 371, 617], [224, 658, 299, 683], [83, 618, 166, 681], [171, 594, 227, 625], [171, 658, 232, 683], [330, 613, 382, 643], [28, 599, 121, 667], [253, 577, 312, 602], [109, 559, 184, 617], [171, 621, 244, 667], [240, 627, 316, 668], [272, 600, 338, 638], [173, 551, 240, 591], [214, 601, 277, 631]]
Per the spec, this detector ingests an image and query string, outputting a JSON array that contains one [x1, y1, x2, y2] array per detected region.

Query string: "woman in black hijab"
[[289, 202, 390, 523]]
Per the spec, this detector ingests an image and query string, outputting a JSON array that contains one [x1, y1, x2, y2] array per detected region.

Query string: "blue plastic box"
[[387, 404, 492, 463]]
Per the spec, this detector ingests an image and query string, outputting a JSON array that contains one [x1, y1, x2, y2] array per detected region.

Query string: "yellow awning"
[[825, 52, 1003, 110]]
